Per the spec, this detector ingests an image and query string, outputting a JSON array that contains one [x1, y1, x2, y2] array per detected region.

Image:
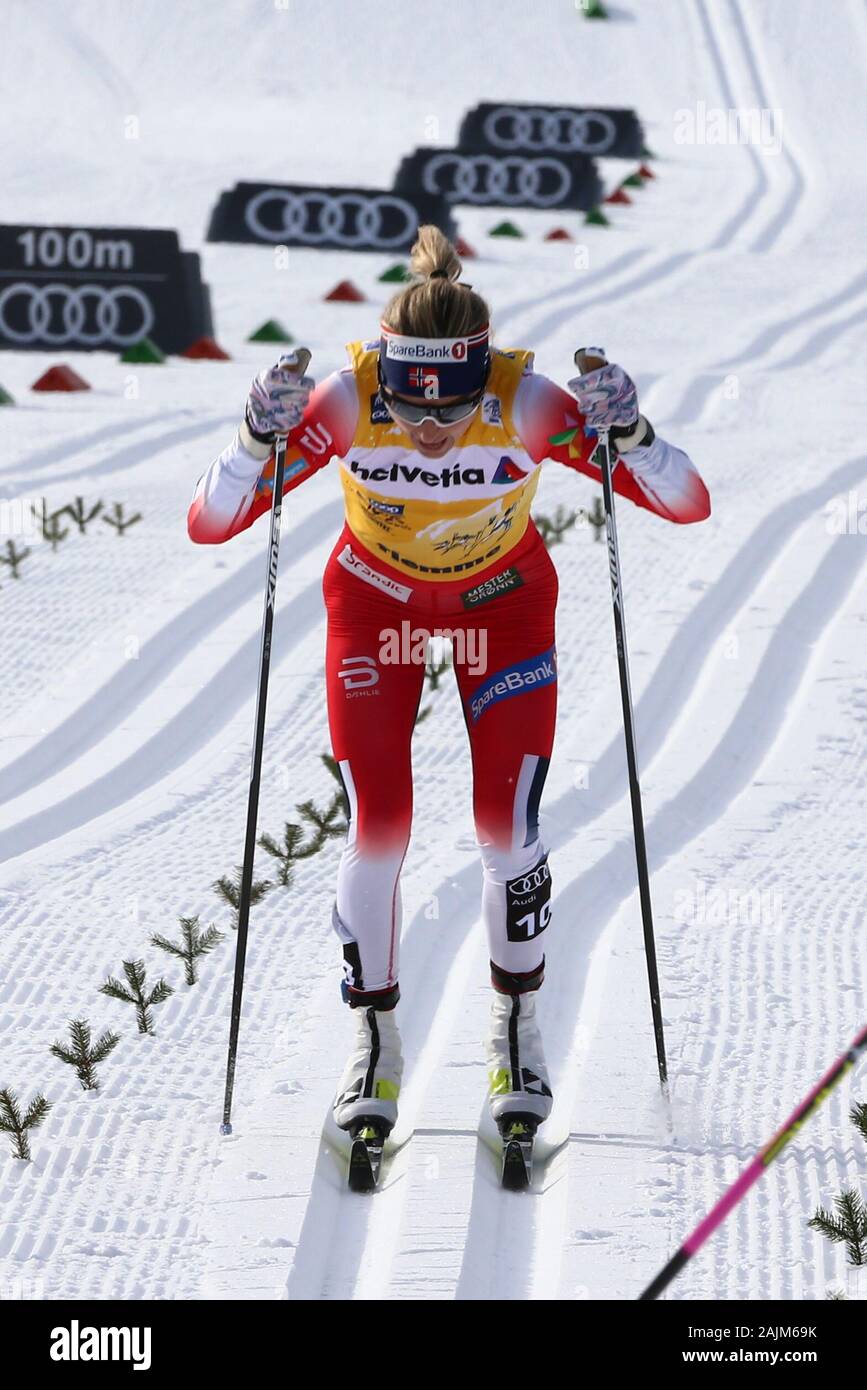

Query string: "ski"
[[347, 1119, 389, 1192], [499, 1115, 538, 1191]]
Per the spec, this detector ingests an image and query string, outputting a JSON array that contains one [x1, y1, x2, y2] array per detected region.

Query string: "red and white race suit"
[[189, 341, 710, 1006]]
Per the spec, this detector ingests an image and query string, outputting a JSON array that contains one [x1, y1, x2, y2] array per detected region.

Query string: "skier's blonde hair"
[[381, 225, 490, 339]]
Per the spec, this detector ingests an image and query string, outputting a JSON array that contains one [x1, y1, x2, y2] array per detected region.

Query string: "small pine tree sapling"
[[259, 756, 351, 886], [322, 754, 350, 828], [257, 823, 311, 889], [809, 1189, 867, 1267], [63, 497, 103, 534], [151, 915, 225, 986], [533, 505, 579, 549], [296, 795, 346, 847], [102, 503, 142, 536], [99, 959, 173, 1035], [0, 539, 31, 578], [213, 866, 272, 927], [31, 501, 70, 551], [587, 496, 606, 541], [0, 1087, 52, 1160], [809, 1103, 867, 1267], [425, 650, 452, 692], [50, 1018, 121, 1091]]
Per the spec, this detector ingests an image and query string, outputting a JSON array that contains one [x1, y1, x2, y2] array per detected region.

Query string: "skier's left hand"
[[567, 360, 639, 432]]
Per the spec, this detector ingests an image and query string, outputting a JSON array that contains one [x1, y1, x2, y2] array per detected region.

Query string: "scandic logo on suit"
[[336, 545, 413, 603]]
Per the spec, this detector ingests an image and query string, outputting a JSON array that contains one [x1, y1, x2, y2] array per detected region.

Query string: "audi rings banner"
[[0, 225, 213, 353], [394, 148, 602, 213], [206, 183, 456, 252], [457, 103, 645, 160]]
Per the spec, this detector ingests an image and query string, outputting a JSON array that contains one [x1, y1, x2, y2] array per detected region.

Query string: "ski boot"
[[487, 990, 553, 1190], [334, 1004, 403, 1191]]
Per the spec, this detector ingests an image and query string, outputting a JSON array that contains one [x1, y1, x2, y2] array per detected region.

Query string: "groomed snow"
[[0, 0, 865, 1301]]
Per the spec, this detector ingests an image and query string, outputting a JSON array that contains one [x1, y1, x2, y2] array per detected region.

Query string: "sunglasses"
[[379, 381, 486, 426]]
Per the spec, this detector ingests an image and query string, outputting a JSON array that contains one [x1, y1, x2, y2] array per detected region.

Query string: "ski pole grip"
[[574, 346, 608, 375]]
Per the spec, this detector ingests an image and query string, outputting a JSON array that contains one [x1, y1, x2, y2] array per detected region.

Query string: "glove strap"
[[239, 415, 276, 459], [609, 415, 655, 452]]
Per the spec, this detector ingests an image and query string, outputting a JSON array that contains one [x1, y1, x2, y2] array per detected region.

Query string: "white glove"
[[243, 349, 314, 444], [566, 360, 639, 431], [568, 348, 651, 451]]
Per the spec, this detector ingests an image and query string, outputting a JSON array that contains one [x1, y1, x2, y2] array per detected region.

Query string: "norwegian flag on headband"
[[408, 367, 439, 396]]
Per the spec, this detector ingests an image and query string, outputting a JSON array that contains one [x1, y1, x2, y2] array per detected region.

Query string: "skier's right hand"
[[244, 349, 314, 443]]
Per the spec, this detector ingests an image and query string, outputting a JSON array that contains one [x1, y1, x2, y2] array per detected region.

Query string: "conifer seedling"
[[151, 915, 226, 986], [50, 1019, 121, 1091], [0, 1087, 52, 1160], [99, 959, 173, 1035]]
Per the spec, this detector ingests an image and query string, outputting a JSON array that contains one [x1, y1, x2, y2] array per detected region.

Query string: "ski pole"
[[639, 1020, 867, 1299], [575, 348, 668, 1092], [220, 362, 305, 1133]]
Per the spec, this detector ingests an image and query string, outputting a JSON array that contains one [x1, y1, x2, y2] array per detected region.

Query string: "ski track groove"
[[3, 1, 864, 1302]]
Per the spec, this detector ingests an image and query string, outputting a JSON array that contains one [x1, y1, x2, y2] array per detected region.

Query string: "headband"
[[378, 321, 491, 399]]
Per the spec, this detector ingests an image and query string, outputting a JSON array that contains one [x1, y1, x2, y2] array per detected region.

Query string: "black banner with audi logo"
[[457, 103, 645, 159], [393, 148, 602, 212], [206, 183, 456, 252], [0, 225, 213, 353]]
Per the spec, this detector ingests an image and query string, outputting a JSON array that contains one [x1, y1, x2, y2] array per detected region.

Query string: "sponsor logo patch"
[[460, 566, 524, 608], [468, 645, 557, 722], [336, 544, 413, 602], [337, 654, 380, 692], [482, 394, 503, 425], [385, 336, 469, 362], [506, 855, 552, 942], [492, 454, 530, 485], [376, 542, 503, 575], [369, 392, 392, 424], [368, 498, 405, 517], [350, 459, 486, 489]]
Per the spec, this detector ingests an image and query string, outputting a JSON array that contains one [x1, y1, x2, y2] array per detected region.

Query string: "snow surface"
[[1, 0, 866, 1301]]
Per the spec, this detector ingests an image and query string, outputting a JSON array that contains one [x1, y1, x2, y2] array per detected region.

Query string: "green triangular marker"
[[621, 173, 644, 189], [0, 383, 14, 405], [248, 318, 294, 344], [584, 206, 610, 226], [582, 0, 608, 17], [549, 427, 579, 447], [378, 263, 411, 283], [120, 337, 165, 364], [489, 220, 523, 238]]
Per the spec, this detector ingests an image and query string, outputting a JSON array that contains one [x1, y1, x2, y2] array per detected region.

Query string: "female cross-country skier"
[[189, 225, 710, 1156]]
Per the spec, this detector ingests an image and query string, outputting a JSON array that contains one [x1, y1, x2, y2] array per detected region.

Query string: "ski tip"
[[501, 1140, 531, 1191], [348, 1138, 379, 1193], [346, 1117, 389, 1192], [498, 1115, 538, 1191]]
